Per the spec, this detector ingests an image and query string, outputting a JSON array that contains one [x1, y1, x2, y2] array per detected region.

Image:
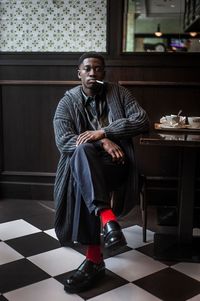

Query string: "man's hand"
[[76, 129, 105, 146], [101, 138, 125, 164]]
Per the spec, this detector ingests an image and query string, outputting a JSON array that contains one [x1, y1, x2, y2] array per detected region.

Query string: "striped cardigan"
[[53, 82, 149, 245]]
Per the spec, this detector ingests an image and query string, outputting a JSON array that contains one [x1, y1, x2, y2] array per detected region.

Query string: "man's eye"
[[82, 66, 104, 72], [95, 67, 103, 72], [83, 66, 91, 72]]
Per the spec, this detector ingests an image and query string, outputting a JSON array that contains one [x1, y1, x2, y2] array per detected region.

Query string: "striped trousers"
[[70, 142, 128, 245]]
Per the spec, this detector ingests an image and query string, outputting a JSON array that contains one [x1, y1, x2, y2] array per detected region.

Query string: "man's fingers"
[[76, 131, 96, 145], [110, 148, 125, 162], [76, 136, 90, 145]]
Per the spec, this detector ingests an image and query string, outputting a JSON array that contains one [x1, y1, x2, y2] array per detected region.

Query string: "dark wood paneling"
[[120, 82, 200, 124], [0, 65, 79, 81], [2, 85, 60, 172], [0, 86, 3, 173], [0, 82, 78, 199], [1, 60, 200, 82]]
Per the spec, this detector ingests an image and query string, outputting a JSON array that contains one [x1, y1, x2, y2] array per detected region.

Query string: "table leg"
[[178, 148, 196, 243]]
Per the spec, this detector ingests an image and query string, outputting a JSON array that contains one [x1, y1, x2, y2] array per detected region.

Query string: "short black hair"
[[78, 52, 105, 67]]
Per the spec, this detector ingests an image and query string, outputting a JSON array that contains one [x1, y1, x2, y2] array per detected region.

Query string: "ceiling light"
[[155, 24, 162, 37], [189, 32, 198, 37]]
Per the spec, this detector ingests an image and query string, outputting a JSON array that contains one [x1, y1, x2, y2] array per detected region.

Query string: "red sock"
[[86, 245, 102, 264], [99, 208, 117, 227]]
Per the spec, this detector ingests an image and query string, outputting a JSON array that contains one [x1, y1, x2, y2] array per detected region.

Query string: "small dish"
[[154, 123, 200, 132]]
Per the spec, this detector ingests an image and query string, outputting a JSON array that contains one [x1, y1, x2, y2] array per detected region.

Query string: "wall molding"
[[2, 171, 56, 177], [0, 80, 81, 85], [0, 174, 177, 201], [1, 80, 200, 86], [119, 81, 200, 87], [1, 174, 198, 201]]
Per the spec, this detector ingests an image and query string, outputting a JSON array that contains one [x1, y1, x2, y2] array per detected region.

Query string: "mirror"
[[122, 0, 200, 52]]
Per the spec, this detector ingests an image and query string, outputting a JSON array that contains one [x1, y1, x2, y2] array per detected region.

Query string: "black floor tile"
[[0, 296, 9, 301], [0, 199, 54, 223], [118, 206, 142, 228], [38, 200, 55, 210], [136, 242, 155, 258], [5, 232, 60, 257], [55, 268, 129, 300], [24, 211, 55, 230], [134, 267, 200, 301], [0, 258, 50, 293], [157, 206, 178, 226], [136, 243, 178, 266]]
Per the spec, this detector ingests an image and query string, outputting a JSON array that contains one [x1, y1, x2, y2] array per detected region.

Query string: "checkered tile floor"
[[0, 199, 200, 301]]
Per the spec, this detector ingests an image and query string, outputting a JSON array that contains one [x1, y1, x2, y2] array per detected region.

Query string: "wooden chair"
[[139, 174, 147, 242]]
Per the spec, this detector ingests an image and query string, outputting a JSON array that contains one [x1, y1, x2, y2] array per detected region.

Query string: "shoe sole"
[[64, 269, 106, 294]]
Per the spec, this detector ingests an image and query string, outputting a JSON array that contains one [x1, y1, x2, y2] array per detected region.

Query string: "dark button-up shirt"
[[81, 86, 110, 130]]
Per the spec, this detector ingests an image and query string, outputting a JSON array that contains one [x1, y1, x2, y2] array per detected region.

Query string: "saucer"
[[154, 123, 200, 132], [187, 125, 200, 130], [155, 123, 187, 130]]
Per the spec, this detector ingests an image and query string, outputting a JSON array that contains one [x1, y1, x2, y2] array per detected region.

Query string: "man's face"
[[78, 57, 105, 94]]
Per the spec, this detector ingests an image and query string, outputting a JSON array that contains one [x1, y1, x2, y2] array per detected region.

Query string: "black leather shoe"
[[64, 259, 105, 294], [103, 220, 127, 250]]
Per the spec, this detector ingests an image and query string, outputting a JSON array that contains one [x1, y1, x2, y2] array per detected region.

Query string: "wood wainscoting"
[[0, 80, 80, 200]]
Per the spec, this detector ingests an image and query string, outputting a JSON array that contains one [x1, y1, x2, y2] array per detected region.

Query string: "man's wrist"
[[100, 129, 106, 139]]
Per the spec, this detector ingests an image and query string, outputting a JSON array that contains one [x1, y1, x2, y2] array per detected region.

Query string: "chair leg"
[[140, 175, 147, 243]]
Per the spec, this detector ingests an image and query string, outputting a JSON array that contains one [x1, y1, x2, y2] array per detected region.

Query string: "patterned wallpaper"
[[0, 0, 107, 52]]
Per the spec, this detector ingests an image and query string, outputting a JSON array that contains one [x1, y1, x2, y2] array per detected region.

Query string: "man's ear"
[[78, 70, 81, 79]]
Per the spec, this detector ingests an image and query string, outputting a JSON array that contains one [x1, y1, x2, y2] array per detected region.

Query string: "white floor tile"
[[105, 249, 166, 282], [123, 225, 154, 248], [0, 219, 41, 240], [44, 228, 58, 240], [4, 278, 82, 301], [186, 294, 200, 300], [172, 262, 200, 281], [89, 283, 162, 301], [28, 246, 85, 276], [0, 242, 24, 265]]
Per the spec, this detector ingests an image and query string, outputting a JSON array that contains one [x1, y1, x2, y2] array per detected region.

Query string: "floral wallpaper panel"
[[0, 0, 107, 52]]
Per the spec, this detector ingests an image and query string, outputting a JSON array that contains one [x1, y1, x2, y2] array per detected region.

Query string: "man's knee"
[[70, 143, 97, 167], [76, 142, 93, 152]]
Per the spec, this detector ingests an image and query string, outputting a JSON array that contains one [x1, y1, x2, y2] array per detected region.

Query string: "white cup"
[[188, 117, 200, 128]]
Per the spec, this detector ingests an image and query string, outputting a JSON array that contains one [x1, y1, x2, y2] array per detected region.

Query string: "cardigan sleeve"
[[53, 96, 78, 155], [103, 85, 149, 139]]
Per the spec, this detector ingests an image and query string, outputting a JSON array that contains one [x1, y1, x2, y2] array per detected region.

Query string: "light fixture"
[[155, 24, 162, 37], [189, 32, 198, 37]]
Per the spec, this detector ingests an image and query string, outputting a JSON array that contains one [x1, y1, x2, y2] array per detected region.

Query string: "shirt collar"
[[81, 85, 105, 106]]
